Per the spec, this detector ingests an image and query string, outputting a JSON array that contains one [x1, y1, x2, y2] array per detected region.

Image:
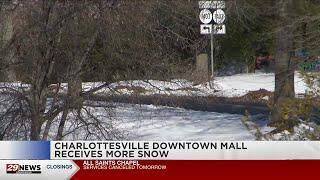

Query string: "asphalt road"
[[87, 94, 270, 116]]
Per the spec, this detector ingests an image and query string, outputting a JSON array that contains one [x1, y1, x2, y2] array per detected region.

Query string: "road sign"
[[213, 24, 226, 34], [199, 1, 226, 9], [198, 1, 226, 84], [200, 24, 212, 35], [215, 1, 226, 9], [199, 9, 212, 24], [199, 1, 212, 9], [212, 9, 225, 24]]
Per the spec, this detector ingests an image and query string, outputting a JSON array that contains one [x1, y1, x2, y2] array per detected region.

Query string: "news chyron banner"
[[0, 141, 320, 179]]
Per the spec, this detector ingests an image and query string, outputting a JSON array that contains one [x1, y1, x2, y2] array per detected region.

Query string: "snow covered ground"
[[213, 72, 307, 97], [80, 72, 308, 97], [1, 72, 309, 98], [114, 104, 257, 140], [58, 103, 259, 141], [1, 72, 317, 140], [44, 72, 319, 140]]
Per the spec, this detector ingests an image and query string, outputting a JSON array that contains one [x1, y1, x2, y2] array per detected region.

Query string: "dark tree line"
[[0, 0, 320, 140]]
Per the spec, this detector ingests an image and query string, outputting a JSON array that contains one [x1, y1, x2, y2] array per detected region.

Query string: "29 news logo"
[[6, 164, 42, 174]]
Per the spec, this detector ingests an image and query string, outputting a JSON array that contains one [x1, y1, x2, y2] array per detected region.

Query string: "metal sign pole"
[[199, 1, 226, 89], [210, 25, 214, 79]]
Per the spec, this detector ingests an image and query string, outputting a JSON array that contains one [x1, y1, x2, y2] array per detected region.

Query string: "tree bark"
[[55, 28, 98, 140], [1, 11, 16, 82], [30, 86, 47, 140], [271, 0, 295, 126], [29, 1, 56, 140], [55, 76, 82, 140]]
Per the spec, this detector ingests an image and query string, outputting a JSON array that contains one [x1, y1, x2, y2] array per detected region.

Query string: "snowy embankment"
[[81, 72, 308, 98], [1, 72, 315, 140], [49, 72, 317, 140], [1, 72, 308, 98]]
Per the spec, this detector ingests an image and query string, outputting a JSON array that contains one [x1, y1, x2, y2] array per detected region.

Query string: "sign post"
[[210, 24, 214, 79], [199, 1, 226, 87]]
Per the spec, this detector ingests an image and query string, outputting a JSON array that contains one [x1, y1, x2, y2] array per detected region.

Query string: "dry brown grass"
[[231, 89, 273, 105], [114, 85, 147, 95]]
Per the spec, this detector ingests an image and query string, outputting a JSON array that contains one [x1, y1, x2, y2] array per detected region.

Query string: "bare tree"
[[0, 0, 121, 140]]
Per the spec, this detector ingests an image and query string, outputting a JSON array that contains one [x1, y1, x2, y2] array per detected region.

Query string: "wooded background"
[[0, 0, 320, 140]]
